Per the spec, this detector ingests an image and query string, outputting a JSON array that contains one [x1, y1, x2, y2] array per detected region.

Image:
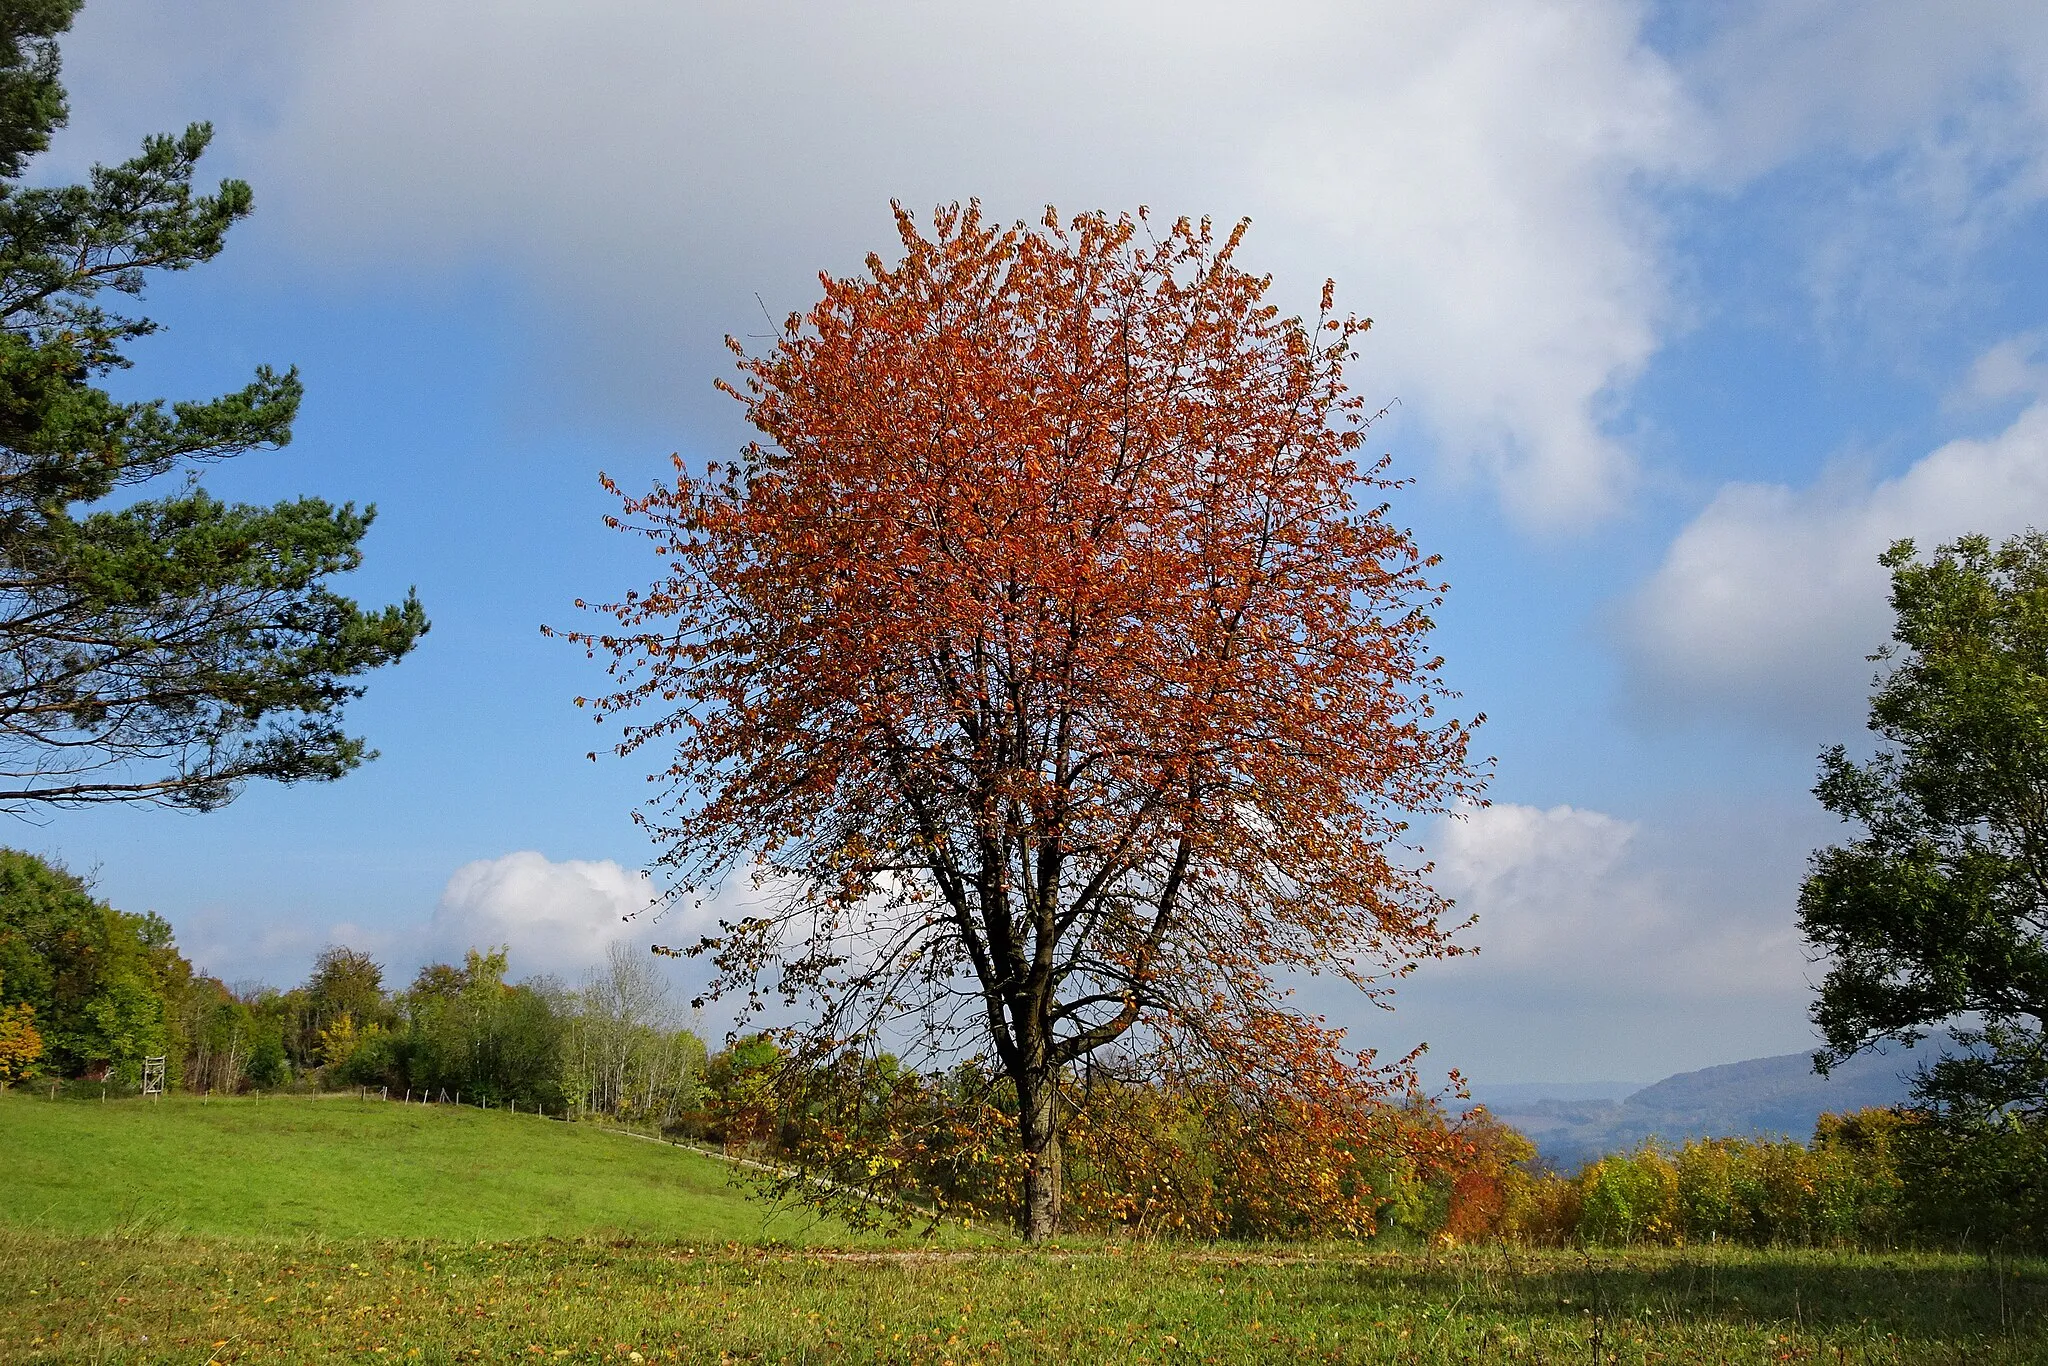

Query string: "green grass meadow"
[[0, 1091, 841, 1244], [2, 1092, 2045, 1363]]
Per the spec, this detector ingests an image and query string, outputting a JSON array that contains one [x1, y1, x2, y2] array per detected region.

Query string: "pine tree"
[[0, 0, 426, 809]]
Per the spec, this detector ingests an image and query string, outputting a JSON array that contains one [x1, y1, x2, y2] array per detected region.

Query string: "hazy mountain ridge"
[[1475, 1038, 1947, 1172]]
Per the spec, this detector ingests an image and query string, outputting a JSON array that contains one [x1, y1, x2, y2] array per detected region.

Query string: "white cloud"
[[162, 852, 734, 997], [56, 0, 1700, 529], [1684, 1, 2048, 178], [47, 2, 2048, 531], [428, 850, 665, 980], [1622, 390, 2048, 729], [1429, 803, 1798, 998], [1681, 3, 2048, 337], [1246, 3, 1696, 523], [1954, 331, 2048, 408], [1371, 799, 1821, 1081]]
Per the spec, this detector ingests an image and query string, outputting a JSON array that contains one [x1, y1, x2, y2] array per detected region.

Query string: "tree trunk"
[[1017, 1068, 1062, 1242]]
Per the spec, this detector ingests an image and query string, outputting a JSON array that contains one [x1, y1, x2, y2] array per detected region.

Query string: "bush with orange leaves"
[[733, 1029, 1523, 1242], [1436, 1107, 1540, 1243], [1054, 1072, 1532, 1242], [1059, 1077, 1422, 1240]]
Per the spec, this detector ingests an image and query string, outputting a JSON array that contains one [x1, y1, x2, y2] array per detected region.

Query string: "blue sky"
[[21, 0, 2048, 1084]]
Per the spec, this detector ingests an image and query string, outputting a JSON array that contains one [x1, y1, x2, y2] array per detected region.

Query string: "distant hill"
[[1480, 1038, 1948, 1172], [1468, 1080, 1644, 1107]]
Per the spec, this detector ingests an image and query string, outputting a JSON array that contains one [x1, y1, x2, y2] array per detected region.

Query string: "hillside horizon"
[[1469, 1036, 1946, 1169]]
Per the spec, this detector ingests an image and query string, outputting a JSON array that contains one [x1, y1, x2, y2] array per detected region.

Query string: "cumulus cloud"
[[55, 0, 1701, 528], [1622, 387, 2048, 730], [1428, 802, 1800, 998], [47, 2, 2048, 530], [1244, 3, 1695, 522], [1378, 800, 1819, 1080], [1954, 331, 2048, 408], [427, 850, 667, 980]]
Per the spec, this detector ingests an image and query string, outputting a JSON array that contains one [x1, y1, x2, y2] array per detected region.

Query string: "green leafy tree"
[[401, 949, 566, 1108], [243, 1010, 287, 1088], [1801, 532, 2048, 1116], [0, 0, 425, 810], [306, 946, 384, 1023], [0, 846, 183, 1076], [1801, 532, 2048, 1245], [333, 1027, 397, 1087], [178, 977, 250, 1093], [562, 941, 705, 1123], [291, 945, 388, 1066]]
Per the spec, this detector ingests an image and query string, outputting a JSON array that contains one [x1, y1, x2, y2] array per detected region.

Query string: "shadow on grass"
[[1307, 1249, 2048, 1340]]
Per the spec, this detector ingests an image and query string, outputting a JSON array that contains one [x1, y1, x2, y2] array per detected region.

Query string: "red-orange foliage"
[[1438, 1108, 1540, 1244], [563, 202, 1484, 1239]]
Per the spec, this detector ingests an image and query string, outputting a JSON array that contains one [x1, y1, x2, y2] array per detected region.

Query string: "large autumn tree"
[[567, 203, 1483, 1239]]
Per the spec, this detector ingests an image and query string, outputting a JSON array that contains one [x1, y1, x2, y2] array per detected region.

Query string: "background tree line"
[[3, 828, 2037, 1250], [322, 943, 710, 1124], [0, 849, 708, 1122]]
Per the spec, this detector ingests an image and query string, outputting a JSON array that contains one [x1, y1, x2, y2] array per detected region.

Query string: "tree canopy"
[[567, 202, 1483, 1239], [0, 0, 425, 810], [1801, 531, 2048, 1125], [0, 845, 185, 1077]]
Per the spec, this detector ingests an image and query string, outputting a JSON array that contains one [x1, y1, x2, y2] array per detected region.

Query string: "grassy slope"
[[0, 1092, 853, 1244]]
